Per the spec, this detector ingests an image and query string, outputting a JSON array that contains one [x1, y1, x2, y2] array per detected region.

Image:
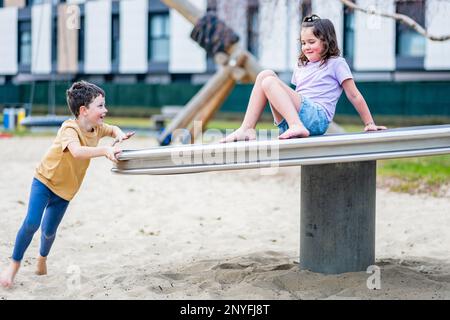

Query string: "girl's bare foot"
[[220, 127, 257, 143], [0, 261, 21, 288], [279, 125, 310, 139], [36, 256, 47, 276]]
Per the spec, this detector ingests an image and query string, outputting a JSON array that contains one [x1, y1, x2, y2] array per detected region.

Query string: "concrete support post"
[[300, 161, 376, 274]]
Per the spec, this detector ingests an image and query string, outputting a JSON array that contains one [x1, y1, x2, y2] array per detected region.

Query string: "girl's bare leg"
[[221, 70, 278, 143], [0, 260, 21, 288], [221, 70, 309, 142], [260, 76, 309, 139]]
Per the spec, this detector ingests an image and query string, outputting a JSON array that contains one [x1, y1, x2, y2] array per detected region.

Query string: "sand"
[[1, 135, 450, 300]]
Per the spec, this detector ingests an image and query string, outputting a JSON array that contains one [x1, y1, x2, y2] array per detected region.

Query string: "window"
[[247, 4, 259, 58], [206, 0, 217, 11], [396, 0, 425, 58], [301, 0, 312, 21], [77, 16, 84, 63], [343, 8, 355, 59], [111, 13, 120, 65], [148, 13, 170, 63], [52, 17, 57, 65], [18, 21, 32, 68]]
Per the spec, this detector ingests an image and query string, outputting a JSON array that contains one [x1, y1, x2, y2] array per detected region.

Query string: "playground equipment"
[[112, 125, 450, 274], [158, 0, 294, 145], [2, 105, 26, 131], [20, 114, 69, 128]]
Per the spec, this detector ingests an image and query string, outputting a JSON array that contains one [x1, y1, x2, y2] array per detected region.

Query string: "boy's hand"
[[104, 146, 122, 163], [112, 131, 135, 146], [364, 123, 387, 132]]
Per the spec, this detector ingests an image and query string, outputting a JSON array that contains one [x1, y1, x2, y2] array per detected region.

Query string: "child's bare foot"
[[0, 261, 21, 288], [220, 127, 257, 143], [36, 256, 47, 276], [278, 125, 310, 139]]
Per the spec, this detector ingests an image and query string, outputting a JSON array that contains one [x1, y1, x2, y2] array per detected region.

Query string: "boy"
[[0, 81, 134, 288]]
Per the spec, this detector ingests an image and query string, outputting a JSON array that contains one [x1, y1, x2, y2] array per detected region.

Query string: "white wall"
[[259, 0, 298, 71], [353, 0, 396, 71], [31, 3, 52, 74], [425, 0, 450, 70], [169, 0, 206, 73], [119, 0, 148, 73], [84, 0, 111, 74], [312, 0, 344, 51], [287, 0, 301, 72], [217, 0, 247, 49], [0, 7, 18, 75]]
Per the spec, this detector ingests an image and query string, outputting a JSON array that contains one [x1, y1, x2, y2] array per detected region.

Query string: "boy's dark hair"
[[299, 14, 341, 66], [66, 81, 105, 117]]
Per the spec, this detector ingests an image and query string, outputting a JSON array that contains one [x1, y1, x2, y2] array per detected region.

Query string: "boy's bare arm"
[[67, 141, 121, 163], [111, 126, 135, 146], [342, 79, 387, 131]]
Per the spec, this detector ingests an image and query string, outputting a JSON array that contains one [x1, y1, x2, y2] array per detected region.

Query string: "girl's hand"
[[104, 146, 122, 163], [364, 122, 387, 132], [112, 131, 135, 146]]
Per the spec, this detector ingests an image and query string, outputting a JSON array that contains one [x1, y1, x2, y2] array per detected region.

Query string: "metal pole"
[[300, 161, 376, 274]]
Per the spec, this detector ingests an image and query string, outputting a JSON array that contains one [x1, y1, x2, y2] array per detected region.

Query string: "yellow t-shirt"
[[35, 119, 114, 201]]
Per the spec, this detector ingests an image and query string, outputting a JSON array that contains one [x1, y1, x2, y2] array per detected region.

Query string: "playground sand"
[[1, 136, 450, 300]]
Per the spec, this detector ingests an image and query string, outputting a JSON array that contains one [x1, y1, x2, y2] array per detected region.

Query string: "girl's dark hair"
[[299, 14, 341, 66], [66, 80, 105, 117]]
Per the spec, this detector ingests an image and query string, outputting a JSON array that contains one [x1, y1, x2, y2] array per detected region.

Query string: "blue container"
[[3, 108, 17, 131], [3, 108, 10, 130]]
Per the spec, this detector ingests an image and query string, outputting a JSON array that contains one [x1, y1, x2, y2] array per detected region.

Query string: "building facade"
[[0, 0, 449, 116]]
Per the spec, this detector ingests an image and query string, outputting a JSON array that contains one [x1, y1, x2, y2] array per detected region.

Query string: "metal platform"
[[113, 125, 450, 175], [111, 125, 450, 274]]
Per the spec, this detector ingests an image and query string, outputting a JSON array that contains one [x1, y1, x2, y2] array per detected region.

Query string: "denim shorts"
[[277, 96, 330, 136]]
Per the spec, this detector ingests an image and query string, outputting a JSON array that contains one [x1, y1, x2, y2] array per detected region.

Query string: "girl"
[[221, 14, 386, 142]]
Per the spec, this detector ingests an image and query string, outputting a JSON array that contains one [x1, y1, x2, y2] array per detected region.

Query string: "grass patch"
[[377, 155, 450, 196], [106, 117, 152, 128], [334, 114, 450, 127]]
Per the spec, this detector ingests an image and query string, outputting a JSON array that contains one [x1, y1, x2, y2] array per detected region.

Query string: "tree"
[[339, 0, 450, 41]]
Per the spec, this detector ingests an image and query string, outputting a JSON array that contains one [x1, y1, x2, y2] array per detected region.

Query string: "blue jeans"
[[12, 178, 69, 262], [277, 96, 330, 136]]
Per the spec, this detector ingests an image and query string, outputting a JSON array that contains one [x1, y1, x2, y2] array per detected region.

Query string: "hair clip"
[[303, 14, 320, 23]]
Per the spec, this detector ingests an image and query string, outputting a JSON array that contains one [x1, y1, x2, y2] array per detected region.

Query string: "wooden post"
[[156, 0, 262, 145], [158, 66, 233, 145], [160, 0, 202, 24], [189, 72, 236, 143], [188, 52, 249, 143]]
